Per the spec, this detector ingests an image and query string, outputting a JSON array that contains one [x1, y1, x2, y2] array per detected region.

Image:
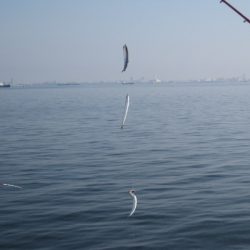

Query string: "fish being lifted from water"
[[0, 183, 22, 189], [129, 189, 137, 216], [122, 44, 129, 72], [121, 94, 130, 129]]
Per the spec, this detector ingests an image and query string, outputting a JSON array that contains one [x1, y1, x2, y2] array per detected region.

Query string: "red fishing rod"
[[220, 0, 250, 24]]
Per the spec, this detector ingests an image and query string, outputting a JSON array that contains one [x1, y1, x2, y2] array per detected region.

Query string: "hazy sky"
[[0, 0, 250, 83]]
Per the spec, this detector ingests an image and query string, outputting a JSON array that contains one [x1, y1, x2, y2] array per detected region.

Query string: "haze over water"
[[1, 1, 250, 83], [1, 82, 250, 249]]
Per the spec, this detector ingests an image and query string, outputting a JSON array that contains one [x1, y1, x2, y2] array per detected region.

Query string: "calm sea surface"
[[1, 82, 250, 249]]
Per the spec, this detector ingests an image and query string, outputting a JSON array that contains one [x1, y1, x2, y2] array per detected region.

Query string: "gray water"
[[1, 82, 250, 249]]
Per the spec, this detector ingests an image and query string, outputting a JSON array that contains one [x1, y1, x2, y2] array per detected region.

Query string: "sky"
[[0, 0, 250, 83]]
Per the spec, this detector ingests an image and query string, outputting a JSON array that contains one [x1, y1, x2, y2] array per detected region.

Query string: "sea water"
[[1, 82, 250, 249]]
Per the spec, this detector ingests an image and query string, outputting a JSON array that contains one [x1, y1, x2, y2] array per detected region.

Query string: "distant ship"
[[0, 82, 10, 88], [121, 81, 135, 85], [154, 76, 161, 84], [57, 83, 80, 86]]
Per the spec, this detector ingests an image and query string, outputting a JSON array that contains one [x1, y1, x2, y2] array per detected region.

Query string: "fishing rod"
[[220, 0, 250, 24]]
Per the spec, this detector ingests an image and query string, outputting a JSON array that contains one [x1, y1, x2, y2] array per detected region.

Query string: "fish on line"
[[121, 94, 130, 129], [129, 189, 137, 216], [122, 44, 129, 72]]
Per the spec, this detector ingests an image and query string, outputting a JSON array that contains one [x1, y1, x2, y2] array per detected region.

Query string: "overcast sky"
[[0, 0, 250, 83]]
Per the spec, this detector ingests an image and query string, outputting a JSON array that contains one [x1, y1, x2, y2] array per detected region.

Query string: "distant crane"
[[220, 0, 250, 24]]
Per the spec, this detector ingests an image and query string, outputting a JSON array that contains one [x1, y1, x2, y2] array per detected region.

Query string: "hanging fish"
[[129, 189, 137, 216], [122, 44, 129, 72], [0, 183, 22, 189], [121, 94, 130, 129]]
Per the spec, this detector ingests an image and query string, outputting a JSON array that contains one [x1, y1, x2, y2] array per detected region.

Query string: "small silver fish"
[[121, 94, 130, 129], [122, 44, 129, 72], [129, 189, 137, 216], [1, 183, 22, 189]]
